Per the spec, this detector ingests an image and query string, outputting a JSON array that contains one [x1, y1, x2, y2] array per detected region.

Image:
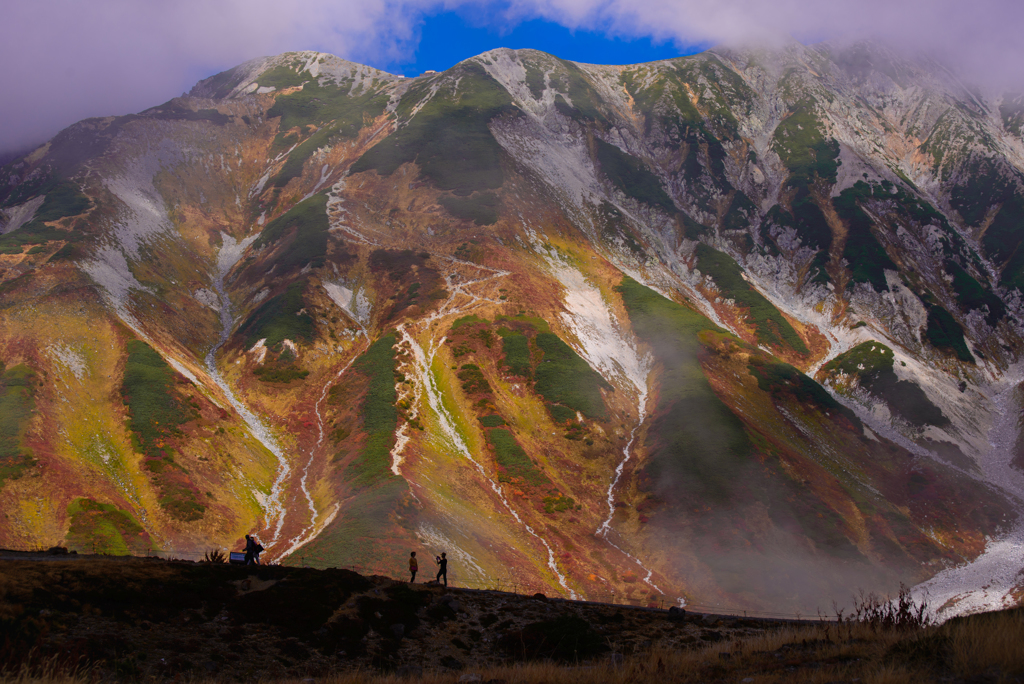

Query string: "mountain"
[[1, 42, 1023, 616]]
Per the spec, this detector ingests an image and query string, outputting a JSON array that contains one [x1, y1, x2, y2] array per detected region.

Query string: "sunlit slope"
[[0, 44, 1022, 612]]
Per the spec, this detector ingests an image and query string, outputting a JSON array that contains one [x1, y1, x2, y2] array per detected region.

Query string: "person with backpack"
[[252, 537, 264, 565], [409, 551, 418, 582], [244, 534, 256, 565], [435, 552, 447, 587]]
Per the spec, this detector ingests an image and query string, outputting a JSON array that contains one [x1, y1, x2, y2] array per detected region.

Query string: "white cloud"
[[2, 0, 1021, 157]]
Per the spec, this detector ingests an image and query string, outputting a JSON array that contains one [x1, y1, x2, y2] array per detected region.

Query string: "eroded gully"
[[205, 234, 291, 549], [391, 262, 578, 598]]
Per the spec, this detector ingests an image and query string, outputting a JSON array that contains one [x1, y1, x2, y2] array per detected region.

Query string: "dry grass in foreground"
[[4, 607, 1023, 684], [0, 557, 1021, 683]]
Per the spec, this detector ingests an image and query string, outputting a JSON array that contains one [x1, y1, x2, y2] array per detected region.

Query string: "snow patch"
[[47, 344, 88, 380], [540, 248, 650, 397], [248, 339, 268, 365], [204, 232, 291, 549], [911, 363, 1024, 621], [323, 281, 372, 332], [81, 245, 150, 330]]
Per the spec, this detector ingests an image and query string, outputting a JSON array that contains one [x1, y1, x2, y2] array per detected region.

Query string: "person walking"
[[435, 552, 447, 588], [409, 551, 418, 583]]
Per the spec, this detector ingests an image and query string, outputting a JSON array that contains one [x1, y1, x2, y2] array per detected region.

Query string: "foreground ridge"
[[2, 556, 1022, 683]]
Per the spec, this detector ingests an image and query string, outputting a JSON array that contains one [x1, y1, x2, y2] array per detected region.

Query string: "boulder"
[[440, 655, 464, 671], [395, 665, 423, 678]]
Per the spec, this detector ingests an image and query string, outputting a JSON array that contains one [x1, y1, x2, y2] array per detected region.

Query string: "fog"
[[2, 0, 1021, 158]]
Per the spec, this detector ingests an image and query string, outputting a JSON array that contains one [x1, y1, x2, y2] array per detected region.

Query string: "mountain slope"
[[1, 44, 1022, 615]]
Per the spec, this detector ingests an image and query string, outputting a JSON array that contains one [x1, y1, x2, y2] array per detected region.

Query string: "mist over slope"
[[1, 43, 1023, 616]]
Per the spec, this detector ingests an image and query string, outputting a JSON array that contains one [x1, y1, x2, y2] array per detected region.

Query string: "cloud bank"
[[2, 0, 1022, 158]]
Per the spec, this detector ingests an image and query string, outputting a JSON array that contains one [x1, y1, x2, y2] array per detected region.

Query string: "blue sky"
[[383, 13, 706, 76]]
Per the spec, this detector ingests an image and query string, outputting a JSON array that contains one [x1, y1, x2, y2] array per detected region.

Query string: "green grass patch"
[[451, 314, 488, 330], [238, 281, 315, 350], [487, 428, 549, 487], [694, 244, 809, 354], [620, 61, 743, 223], [792, 193, 833, 253], [616, 276, 759, 504], [252, 193, 332, 273], [523, 60, 546, 99], [501, 332, 532, 379], [270, 125, 333, 188], [772, 100, 840, 185], [546, 404, 576, 424], [0, 179, 90, 253], [296, 477, 408, 569], [945, 260, 1005, 326], [496, 314, 551, 333], [593, 139, 676, 215], [542, 491, 576, 514], [0, 362, 38, 487], [65, 498, 146, 555], [258, 64, 309, 90], [351, 63, 515, 195], [348, 334, 399, 487], [551, 59, 606, 123], [267, 77, 389, 135], [120, 342, 204, 521], [253, 362, 309, 383], [746, 356, 860, 428], [120, 341, 195, 459], [439, 191, 501, 225], [949, 158, 1014, 227], [157, 483, 207, 522], [722, 191, 756, 232], [933, 154, 1024, 281], [823, 342, 948, 426], [767, 100, 839, 264], [266, 78, 390, 186], [534, 333, 610, 419], [478, 415, 506, 428], [458, 364, 492, 395], [925, 305, 975, 363], [834, 183, 896, 291]]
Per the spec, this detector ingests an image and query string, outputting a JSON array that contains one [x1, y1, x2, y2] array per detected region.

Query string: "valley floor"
[[0, 556, 1021, 683]]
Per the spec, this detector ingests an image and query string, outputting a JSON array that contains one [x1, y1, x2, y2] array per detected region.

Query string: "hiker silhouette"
[[244, 535, 255, 565], [409, 551, 418, 583], [244, 534, 263, 565], [435, 552, 447, 587]]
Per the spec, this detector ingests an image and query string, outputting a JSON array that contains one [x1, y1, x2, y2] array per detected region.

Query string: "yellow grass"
[[5, 607, 1021, 684]]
